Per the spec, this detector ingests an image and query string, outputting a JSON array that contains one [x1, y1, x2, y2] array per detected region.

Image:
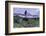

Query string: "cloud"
[[13, 8, 40, 15]]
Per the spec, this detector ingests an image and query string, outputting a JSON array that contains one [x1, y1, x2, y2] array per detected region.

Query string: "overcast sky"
[[13, 8, 40, 15]]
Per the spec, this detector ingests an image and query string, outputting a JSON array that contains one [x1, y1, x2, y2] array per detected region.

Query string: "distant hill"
[[13, 13, 39, 18]]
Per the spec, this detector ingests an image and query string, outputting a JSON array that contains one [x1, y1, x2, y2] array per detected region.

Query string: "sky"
[[13, 8, 40, 15]]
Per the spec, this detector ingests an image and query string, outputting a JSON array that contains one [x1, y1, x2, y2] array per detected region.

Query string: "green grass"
[[13, 16, 39, 28]]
